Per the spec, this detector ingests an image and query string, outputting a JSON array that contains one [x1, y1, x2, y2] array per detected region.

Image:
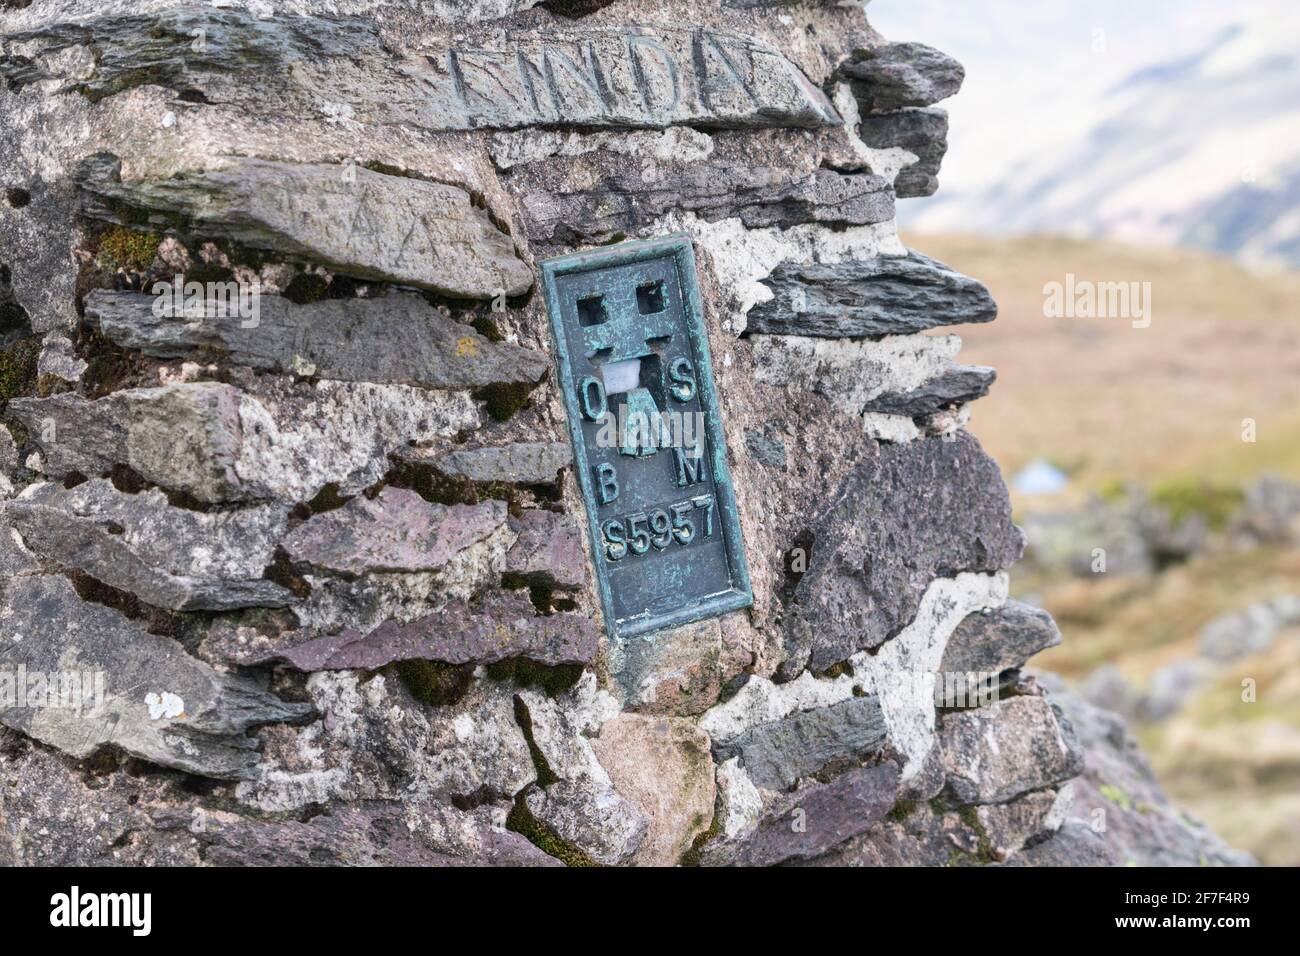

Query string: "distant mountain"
[[869, 0, 1300, 270]]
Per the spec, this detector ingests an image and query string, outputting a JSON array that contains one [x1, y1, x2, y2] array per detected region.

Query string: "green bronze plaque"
[[540, 236, 753, 639]]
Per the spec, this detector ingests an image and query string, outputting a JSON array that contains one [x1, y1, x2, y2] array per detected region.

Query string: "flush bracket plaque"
[[540, 236, 752, 640]]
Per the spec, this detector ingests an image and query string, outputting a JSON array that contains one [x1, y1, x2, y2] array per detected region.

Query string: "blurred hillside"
[[875, 0, 1300, 270], [915, 232, 1300, 865]]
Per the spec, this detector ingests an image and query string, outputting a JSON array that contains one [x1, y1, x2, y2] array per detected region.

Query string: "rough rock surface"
[[0, 0, 1247, 869], [943, 600, 1064, 677], [939, 694, 1085, 805], [78, 155, 532, 299], [591, 714, 715, 866], [858, 108, 949, 198], [418, 442, 573, 486], [5, 478, 292, 610], [518, 161, 893, 245], [218, 590, 599, 671], [505, 509, 587, 590], [839, 42, 965, 113], [0, 575, 312, 779], [713, 695, 886, 791], [86, 290, 550, 390], [861, 364, 996, 417], [748, 252, 997, 337], [283, 489, 507, 576], [781, 432, 1023, 674], [10, 381, 477, 504]]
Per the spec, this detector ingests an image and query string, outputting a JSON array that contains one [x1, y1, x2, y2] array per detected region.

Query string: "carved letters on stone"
[[403, 28, 843, 130]]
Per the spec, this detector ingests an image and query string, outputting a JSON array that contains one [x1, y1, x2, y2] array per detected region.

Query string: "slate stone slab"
[[942, 600, 1063, 676], [0, 575, 312, 779], [85, 290, 549, 390], [714, 695, 887, 791], [860, 364, 996, 417], [2, 10, 839, 132], [176, 799, 560, 867], [839, 42, 965, 112], [505, 509, 588, 590], [518, 163, 892, 245], [748, 251, 997, 338], [857, 107, 949, 198], [423, 442, 573, 485], [9, 380, 477, 504], [734, 761, 899, 865], [4, 478, 293, 611], [77, 155, 532, 299], [283, 488, 506, 575], [236, 589, 598, 671], [782, 431, 1022, 675]]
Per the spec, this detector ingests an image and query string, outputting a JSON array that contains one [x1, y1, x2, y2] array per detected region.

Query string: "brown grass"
[[905, 233, 1300, 508]]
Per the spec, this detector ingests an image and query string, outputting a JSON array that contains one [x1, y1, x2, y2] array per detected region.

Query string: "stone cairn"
[[0, 1, 1248, 866]]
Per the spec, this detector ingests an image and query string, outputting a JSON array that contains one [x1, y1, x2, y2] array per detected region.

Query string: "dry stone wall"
[[0, 0, 1247, 866]]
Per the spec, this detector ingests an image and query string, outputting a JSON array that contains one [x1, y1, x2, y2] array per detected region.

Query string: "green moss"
[[505, 793, 598, 867], [470, 315, 505, 342], [1150, 478, 1245, 531], [472, 380, 538, 423], [887, 798, 918, 823], [96, 226, 161, 272], [486, 658, 583, 697], [0, 337, 39, 412], [1097, 478, 1130, 504], [391, 659, 474, 707], [283, 272, 331, 305], [1099, 783, 1133, 811], [678, 810, 721, 867], [954, 805, 996, 865]]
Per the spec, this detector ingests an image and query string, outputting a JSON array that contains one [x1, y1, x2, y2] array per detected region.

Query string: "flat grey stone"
[[178, 799, 560, 867], [517, 163, 892, 245], [942, 600, 1063, 676], [782, 432, 1023, 675], [0, 574, 312, 779], [0, 426, 17, 475], [1004, 820, 1120, 867], [85, 290, 549, 390], [748, 251, 996, 337], [3, 10, 839, 133], [861, 365, 996, 417], [858, 107, 949, 198], [839, 41, 964, 112], [77, 154, 532, 299], [714, 695, 887, 791], [283, 488, 507, 576], [425, 442, 573, 485], [4, 479, 293, 611], [36, 331, 85, 385], [940, 695, 1084, 805], [224, 588, 597, 671], [9, 380, 477, 504]]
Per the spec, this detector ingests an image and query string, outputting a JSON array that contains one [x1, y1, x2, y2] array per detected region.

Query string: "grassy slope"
[[908, 233, 1300, 864]]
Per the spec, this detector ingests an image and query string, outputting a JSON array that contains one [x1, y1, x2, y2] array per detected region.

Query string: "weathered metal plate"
[[541, 236, 752, 639]]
